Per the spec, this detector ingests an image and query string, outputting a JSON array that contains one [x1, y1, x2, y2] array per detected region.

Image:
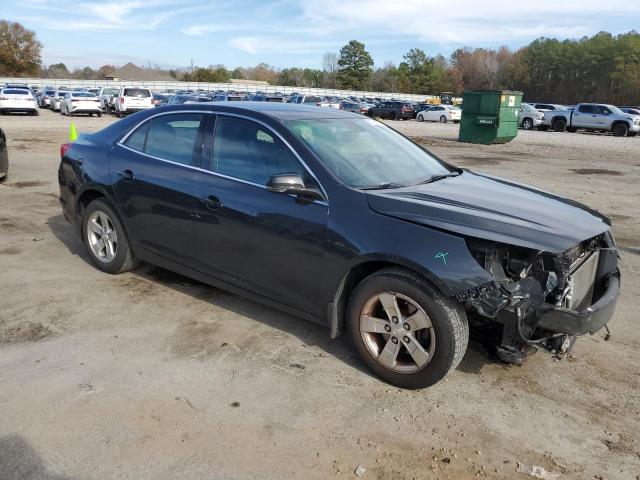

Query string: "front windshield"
[[284, 118, 452, 188], [608, 105, 624, 115]]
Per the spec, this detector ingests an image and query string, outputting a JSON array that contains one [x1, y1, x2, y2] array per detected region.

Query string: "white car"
[[114, 87, 154, 117], [416, 105, 461, 123], [519, 103, 544, 130], [0, 88, 38, 115], [60, 92, 102, 117], [50, 90, 67, 111], [98, 87, 120, 112]]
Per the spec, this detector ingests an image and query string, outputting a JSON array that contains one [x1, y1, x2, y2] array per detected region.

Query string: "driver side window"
[[211, 116, 307, 186]]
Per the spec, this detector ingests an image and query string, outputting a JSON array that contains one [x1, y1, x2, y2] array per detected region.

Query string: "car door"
[[573, 104, 596, 127], [110, 112, 209, 267], [193, 114, 328, 315], [595, 105, 613, 127]]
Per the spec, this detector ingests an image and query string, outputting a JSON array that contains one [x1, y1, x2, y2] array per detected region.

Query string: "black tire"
[[82, 198, 139, 274], [552, 118, 566, 132], [97, 111, 103, 118], [32, 110, 39, 116], [627, 132, 637, 137], [612, 123, 628, 137], [116, 110, 122, 118], [538, 125, 549, 131], [566, 126, 577, 133], [347, 268, 468, 389], [439, 115, 447, 123], [417, 114, 424, 122], [390, 111, 398, 120], [522, 118, 533, 130]]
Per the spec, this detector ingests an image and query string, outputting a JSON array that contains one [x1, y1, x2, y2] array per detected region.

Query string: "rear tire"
[[627, 132, 637, 137], [417, 114, 424, 122], [612, 123, 628, 137], [439, 115, 447, 123], [97, 111, 103, 118], [347, 268, 468, 389], [390, 111, 398, 121], [522, 118, 533, 130], [82, 199, 139, 274]]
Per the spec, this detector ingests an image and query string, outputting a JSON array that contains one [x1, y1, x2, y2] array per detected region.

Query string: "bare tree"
[[322, 51, 338, 88]]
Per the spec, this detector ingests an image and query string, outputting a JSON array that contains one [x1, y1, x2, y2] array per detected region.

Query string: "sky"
[[6, 0, 640, 70]]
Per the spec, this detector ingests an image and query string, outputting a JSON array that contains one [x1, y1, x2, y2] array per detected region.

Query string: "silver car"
[[519, 103, 544, 130], [50, 90, 68, 112]]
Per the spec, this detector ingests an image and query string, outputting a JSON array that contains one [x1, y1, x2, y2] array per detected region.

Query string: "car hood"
[[365, 170, 610, 253]]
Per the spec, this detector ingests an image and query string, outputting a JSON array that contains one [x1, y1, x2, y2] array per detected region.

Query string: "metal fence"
[[1, 77, 434, 102]]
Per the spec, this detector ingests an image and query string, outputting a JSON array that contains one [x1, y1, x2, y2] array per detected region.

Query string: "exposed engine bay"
[[459, 232, 619, 364]]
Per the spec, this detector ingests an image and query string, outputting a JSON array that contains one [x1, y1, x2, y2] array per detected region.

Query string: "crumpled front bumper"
[[536, 270, 620, 336]]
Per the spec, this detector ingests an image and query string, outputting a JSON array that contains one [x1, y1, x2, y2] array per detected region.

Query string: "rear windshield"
[[227, 96, 243, 101], [44, 90, 55, 95], [2, 89, 31, 95], [123, 88, 151, 97], [303, 96, 322, 103], [72, 92, 96, 97], [103, 88, 119, 95]]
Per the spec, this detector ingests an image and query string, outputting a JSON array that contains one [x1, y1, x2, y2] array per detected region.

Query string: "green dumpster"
[[458, 90, 522, 144]]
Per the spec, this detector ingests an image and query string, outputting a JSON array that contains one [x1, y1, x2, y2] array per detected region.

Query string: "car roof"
[[195, 101, 359, 120]]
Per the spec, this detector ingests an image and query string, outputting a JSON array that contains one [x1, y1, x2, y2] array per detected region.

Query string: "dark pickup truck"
[[368, 101, 415, 120]]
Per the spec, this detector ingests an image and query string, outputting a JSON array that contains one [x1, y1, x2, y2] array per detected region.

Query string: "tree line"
[[1, 19, 639, 104]]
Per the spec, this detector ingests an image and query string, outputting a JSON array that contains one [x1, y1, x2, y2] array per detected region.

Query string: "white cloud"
[[228, 36, 336, 55], [300, 0, 640, 44]]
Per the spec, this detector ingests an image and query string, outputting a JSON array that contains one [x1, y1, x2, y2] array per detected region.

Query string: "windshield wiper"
[[416, 172, 461, 185], [360, 182, 407, 190]]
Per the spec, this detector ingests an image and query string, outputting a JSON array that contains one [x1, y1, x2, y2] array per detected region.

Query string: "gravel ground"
[[1, 110, 639, 480]]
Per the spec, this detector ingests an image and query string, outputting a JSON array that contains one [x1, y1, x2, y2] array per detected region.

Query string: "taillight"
[[60, 143, 72, 158], [0, 96, 7, 100], [119, 97, 124, 104]]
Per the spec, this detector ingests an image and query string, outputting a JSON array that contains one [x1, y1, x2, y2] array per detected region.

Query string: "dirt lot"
[[1, 110, 639, 480]]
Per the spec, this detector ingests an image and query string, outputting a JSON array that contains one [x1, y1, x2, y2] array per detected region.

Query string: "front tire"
[[82, 199, 138, 274], [417, 114, 424, 122], [439, 115, 447, 123], [612, 123, 628, 137], [347, 268, 468, 389]]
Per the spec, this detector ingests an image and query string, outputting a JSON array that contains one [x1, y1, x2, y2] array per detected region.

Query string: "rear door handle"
[[200, 195, 223, 210], [117, 169, 135, 181]]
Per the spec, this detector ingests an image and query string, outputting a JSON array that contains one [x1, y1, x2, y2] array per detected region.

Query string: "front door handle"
[[200, 195, 223, 210], [117, 169, 135, 181]]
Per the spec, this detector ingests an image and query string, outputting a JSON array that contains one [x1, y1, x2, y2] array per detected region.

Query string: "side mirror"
[[266, 173, 324, 201]]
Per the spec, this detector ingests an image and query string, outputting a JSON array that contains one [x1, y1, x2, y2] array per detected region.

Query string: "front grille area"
[[568, 250, 600, 310]]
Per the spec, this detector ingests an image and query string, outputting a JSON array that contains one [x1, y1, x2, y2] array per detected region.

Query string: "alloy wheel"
[[86, 210, 118, 263], [359, 292, 436, 373]]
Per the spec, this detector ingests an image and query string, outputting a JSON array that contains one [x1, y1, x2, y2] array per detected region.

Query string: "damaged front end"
[[459, 232, 620, 364]]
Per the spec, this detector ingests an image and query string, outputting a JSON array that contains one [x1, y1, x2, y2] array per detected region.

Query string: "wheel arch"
[[327, 257, 452, 339], [611, 120, 631, 131], [75, 186, 127, 244]]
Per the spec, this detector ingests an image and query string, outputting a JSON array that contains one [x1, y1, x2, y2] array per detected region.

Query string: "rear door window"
[[142, 113, 204, 165], [124, 123, 149, 152], [578, 105, 595, 114]]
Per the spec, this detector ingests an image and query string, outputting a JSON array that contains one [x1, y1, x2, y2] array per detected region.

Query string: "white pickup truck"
[[542, 103, 640, 137]]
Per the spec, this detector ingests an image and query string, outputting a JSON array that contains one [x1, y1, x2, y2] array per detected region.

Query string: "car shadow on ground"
[[0, 435, 76, 480], [47, 213, 496, 380]]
